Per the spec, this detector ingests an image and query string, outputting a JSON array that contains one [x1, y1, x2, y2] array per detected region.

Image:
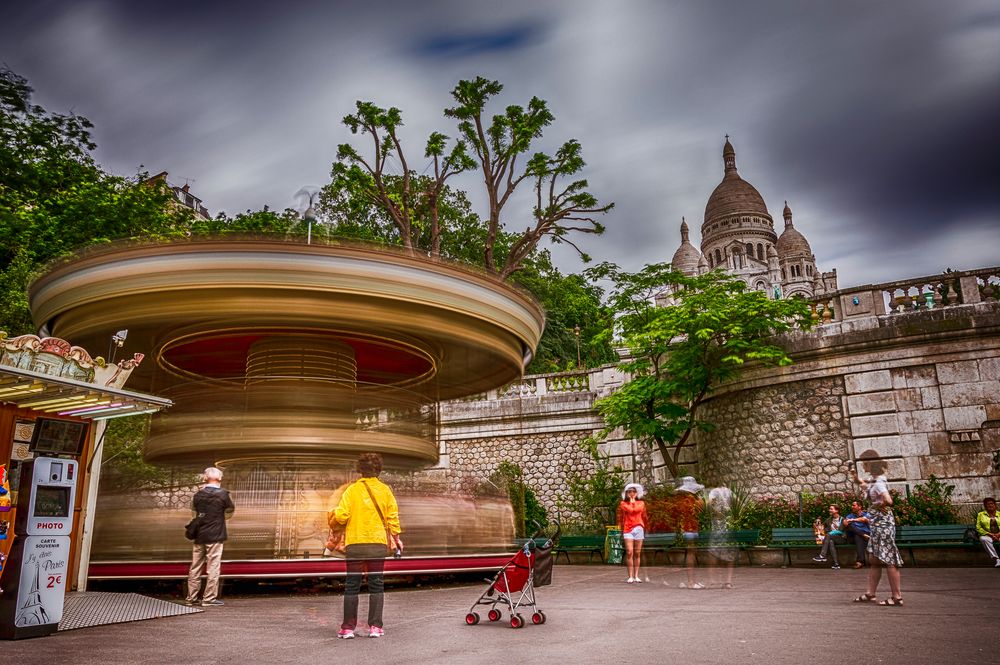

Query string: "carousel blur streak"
[[28, 238, 544, 571]]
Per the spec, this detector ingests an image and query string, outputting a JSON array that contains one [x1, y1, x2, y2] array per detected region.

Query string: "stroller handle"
[[527, 520, 561, 548]]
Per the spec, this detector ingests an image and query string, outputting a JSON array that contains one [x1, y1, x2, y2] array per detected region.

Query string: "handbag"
[[361, 480, 397, 555], [184, 514, 203, 541]]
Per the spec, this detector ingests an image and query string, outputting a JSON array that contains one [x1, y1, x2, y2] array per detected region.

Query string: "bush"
[[524, 486, 549, 533], [489, 461, 548, 537], [893, 475, 959, 526]]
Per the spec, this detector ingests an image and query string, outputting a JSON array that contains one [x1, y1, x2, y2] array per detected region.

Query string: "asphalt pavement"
[[3, 564, 998, 664]]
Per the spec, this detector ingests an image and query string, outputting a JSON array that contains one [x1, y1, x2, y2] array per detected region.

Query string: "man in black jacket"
[[185, 467, 235, 606]]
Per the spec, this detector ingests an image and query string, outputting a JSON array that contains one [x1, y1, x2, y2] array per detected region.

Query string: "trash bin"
[[605, 526, 623, 565]]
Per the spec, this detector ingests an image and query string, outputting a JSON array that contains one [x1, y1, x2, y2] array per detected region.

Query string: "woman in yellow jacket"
[[333, 452, 403, 639]]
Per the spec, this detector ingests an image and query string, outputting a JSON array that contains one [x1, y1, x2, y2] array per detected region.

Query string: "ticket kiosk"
[[0, 423, 82, 639]]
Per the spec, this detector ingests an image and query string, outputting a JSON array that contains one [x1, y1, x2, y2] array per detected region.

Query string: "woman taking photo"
[[332, 452, 403, 638], [617, 482, 648, 584], [849, 450, 904, 606]]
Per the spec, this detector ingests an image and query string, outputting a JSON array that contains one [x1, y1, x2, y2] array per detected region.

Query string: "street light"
[[573, 324, 581, 369]]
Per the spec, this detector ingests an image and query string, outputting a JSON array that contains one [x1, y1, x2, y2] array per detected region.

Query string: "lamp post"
[[573, 324, 581, 369]]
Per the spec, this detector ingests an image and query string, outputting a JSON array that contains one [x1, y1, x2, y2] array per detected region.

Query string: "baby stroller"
[[465, 522, 559, 629]]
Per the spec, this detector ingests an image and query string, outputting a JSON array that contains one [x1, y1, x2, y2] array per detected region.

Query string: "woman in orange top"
[[617, 483, 648, 584]]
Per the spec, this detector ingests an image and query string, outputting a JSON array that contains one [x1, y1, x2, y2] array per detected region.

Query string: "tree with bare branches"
[[330, 77, 612, 278]]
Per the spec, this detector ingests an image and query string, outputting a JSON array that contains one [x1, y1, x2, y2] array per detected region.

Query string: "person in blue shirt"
[[843, 500, 871, 568]]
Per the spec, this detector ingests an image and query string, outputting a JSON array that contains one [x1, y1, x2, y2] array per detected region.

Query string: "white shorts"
[[622, 526, 645, 541]]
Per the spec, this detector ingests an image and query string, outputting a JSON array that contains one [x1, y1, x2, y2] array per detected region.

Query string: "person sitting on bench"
[[812, 504, 846, 569], [843, 500, 871, 568], [975, 497, 1000, 567]]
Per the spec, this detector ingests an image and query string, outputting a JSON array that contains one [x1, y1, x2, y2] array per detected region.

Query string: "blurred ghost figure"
[[674, 476, 705, 589], [707, 486, 736, 588]]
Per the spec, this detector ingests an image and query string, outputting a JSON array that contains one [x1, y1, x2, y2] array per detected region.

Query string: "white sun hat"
[[676, 476, 705, 494], [621, 482, 645, 499]]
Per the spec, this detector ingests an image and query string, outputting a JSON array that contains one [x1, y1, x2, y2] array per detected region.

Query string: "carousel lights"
[[0, 382, 45, 398], [57, 401, 121, 416], [37, 397, 112, 411]]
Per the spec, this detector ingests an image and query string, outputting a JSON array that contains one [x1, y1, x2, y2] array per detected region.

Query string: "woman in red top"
[[617, 483, 648, 583]]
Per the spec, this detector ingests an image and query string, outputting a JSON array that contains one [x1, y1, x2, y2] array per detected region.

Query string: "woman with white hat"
[[617, 483, 649, 583]]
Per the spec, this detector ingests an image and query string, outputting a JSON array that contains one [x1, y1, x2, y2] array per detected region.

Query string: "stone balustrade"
[[810, 266, 999, 323], [488, 370, 594, 401]]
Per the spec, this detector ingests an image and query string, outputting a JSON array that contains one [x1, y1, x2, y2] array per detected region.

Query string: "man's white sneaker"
[[994, 558, 1000, 567]]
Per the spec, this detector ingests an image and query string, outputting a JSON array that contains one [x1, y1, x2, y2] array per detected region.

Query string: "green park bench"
[[514, 534, 605, 563], [552, 535, 606, 563], [769, 527, 820, 567], [683, 529, 760, 565], [771, 524, 977, 567], [643, 532, 678, 564], [894, 524, 976, 565]]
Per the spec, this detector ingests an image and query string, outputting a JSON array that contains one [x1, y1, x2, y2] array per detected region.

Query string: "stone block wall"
[[843, 360, 1000, 500], [442, 430, 595, 512], [697, 376, 853, 495]]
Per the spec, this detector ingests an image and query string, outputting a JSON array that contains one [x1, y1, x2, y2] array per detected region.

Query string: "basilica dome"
[[703, 138, 769, 226]]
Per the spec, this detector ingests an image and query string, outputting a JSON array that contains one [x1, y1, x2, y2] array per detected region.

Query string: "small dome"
[[671, 218, 702, 275], [776, 202, 812, 256]]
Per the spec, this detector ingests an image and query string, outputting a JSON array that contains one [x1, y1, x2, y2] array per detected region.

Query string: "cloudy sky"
[[4, 0, 998, 288]]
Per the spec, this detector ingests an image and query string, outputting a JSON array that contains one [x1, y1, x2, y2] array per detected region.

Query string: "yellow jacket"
[[976, 510, 999, 537], [333, 477, 401, 546]]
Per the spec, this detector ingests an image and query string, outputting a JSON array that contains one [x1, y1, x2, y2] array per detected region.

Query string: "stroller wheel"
[[488, 609, 502, 622], [510, 614, 524, 629], [532, 611, 546, 625], [465, 612, 480, 625]]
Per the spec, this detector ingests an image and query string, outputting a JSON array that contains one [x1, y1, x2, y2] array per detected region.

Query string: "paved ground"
[[4, 565, 999, 664]]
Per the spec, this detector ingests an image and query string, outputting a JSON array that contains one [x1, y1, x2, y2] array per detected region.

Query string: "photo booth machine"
[[0, 362, 170, 640]]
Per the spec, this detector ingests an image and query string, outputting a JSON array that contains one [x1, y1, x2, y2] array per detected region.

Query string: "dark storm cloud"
[[415, 23, 545, 58], [2, 0, 997, 287]]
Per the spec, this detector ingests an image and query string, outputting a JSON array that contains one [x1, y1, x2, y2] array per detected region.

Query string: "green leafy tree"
[[0, 67, 193, 334], [332, 77, 613, 278], [585, 263, 813, 477], [517, 266, 616, 373], [189, 206, 304, 236]]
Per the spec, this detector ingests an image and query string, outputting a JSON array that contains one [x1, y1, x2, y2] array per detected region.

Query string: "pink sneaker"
[[369, 626, 384, 638], [338, 629, 355, 639]]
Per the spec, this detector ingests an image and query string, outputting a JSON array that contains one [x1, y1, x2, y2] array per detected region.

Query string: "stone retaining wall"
[[696, 375, 852, 494], [435, 300, 1000, 503]]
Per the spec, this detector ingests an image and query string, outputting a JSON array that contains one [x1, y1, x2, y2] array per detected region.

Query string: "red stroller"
[[465, 524, 558, 629]]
